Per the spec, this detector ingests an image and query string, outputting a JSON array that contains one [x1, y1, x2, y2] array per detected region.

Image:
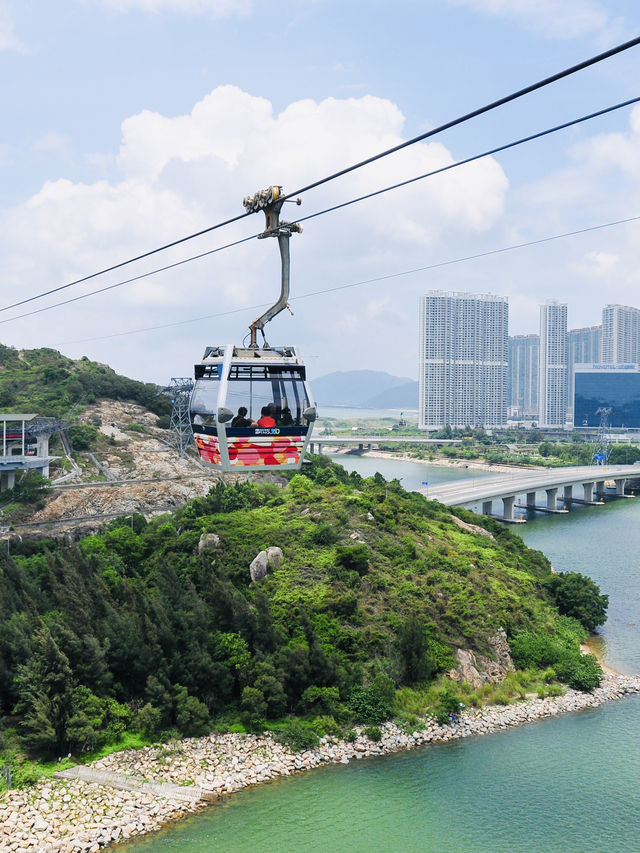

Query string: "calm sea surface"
[[125, 456, 640, 853]]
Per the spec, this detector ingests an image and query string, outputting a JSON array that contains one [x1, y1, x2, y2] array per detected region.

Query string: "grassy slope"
[[0, 457, 600, 784], [0, 344, 168, 418], [199, 473, 554, 658]]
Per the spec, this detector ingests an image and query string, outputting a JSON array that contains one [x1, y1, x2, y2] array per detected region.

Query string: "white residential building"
[[602, 304, 640, 364], [419, 291, 508, 430], [538, 301, 568, 428], [508, 334, 539, 417]]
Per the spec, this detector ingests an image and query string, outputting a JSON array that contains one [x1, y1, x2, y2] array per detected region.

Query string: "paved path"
[[54, 765, 207, 803]]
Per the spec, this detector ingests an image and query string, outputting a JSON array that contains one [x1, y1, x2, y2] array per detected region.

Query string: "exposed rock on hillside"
[[12, 400, 221, 537], [449, 629, 515, 688]]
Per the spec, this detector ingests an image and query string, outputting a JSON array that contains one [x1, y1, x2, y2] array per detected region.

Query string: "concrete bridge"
[[427, 464, 640, 523], [309, 435, 460, 454]]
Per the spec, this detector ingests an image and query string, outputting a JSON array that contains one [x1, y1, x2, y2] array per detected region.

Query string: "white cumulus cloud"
[[0, 86, 509, 380]]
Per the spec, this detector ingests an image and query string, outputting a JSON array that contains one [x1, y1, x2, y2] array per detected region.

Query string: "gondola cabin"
[[190, 343, 316, 471]]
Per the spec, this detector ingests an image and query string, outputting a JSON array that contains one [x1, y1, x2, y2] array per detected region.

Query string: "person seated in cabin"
[[231, 406, 254, 428], [278, 406, 294, 426], [257, 406, 276, 428], [193, 412, 213, 426]]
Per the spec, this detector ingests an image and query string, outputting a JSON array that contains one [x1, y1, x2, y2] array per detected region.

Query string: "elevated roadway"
[[426, 464, 640, 523], [309, 435, 460, 454]]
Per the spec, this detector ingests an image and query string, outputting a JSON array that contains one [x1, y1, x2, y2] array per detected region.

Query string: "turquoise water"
[[125, 459, 640, 852]]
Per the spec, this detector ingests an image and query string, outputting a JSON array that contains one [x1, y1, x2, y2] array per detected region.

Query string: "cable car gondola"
[[190, 186, 316, 472]]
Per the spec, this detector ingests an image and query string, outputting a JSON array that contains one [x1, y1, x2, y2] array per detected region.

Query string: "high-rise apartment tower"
[[602, 305, 640, 364], [419, 291, 508, 430], [538, 301, 568, 428], [508, 334, 539, 417]]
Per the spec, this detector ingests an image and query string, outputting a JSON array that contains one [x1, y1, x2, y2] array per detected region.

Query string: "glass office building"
[[574, 364, 640, 428]]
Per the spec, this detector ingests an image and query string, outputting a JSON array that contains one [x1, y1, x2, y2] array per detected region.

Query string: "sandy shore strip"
[[2, 671, 639, 853], [340, 447, 535, 476]]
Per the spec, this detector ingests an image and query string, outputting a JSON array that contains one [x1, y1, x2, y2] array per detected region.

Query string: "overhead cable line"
[[0, 233, 259, 326], [51, 213, 640, 347], [0, 211, 254, 315], [2, 94, 638, 327], [280, 35, 640, 200], [3, 34, 640, 316], [293, 95, 640, 227]]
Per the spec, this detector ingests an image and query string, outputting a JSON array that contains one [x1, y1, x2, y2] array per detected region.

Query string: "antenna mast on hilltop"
[[591, 406, 613, 465]]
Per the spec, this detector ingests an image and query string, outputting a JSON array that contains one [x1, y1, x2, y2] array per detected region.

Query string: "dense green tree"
[[174, 685, 210, 736], [395, 615, 435, 685], [241, 686, 267, 730], [66, 687, 108, 752], [4, 470, 51, 506], [13, 629, 75, 755], [546, 572, 609, 633]]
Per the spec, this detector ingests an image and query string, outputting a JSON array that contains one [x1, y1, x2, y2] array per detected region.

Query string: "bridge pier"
[[0, 470, 16, 492], [595, 479, 605, 496], [563, 485, 573, 502], [615, 477, 627, 495], [546, 487, 558, 511], [482, 500, 492, 516], [583, 481, 594, 502], [526, 491, 536, 508], [502, 495, 515, 521]]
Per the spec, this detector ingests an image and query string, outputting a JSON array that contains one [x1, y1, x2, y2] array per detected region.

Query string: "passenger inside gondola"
[[279, 406, 294, 426], [231, 407, 255, 427], [257, 406, 276, 427], [193, 412, 214, 426]]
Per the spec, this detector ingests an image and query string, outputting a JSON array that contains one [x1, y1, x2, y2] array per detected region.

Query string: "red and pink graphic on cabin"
[[195, 433, 303, 467]]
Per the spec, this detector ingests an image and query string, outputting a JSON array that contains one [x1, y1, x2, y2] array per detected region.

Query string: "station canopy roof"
[[0, 414, 37, 421]]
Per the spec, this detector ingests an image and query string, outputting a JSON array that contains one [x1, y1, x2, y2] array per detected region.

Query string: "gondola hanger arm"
[[242, 186, 302, 349]]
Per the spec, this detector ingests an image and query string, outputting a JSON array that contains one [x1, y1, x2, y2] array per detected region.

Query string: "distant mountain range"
[[312, 370, 419, 410]]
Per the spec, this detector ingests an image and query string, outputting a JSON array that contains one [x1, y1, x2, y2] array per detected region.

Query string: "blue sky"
[[1, 0, 640, 384]]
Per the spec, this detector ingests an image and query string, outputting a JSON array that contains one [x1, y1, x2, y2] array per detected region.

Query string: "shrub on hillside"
[[555, 653, 603, 692], [347, 674, 395, 724], [545, 572, 609, 633], [6, 470, 51, 506], [335, 544, 370, 576], [272, 719, 319, 752], [68, 424, 98, 450], [509, 624, 603, 692]]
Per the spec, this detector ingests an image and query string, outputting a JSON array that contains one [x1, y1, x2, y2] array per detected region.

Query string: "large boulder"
[[266, 546, 283, 569], [198, 533, 220, 554], [250, 550, 269, 583], [250, 546, 284, 582]]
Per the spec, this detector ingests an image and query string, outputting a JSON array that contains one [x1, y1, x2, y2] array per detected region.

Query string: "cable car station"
[[0, 413, 57, 492]]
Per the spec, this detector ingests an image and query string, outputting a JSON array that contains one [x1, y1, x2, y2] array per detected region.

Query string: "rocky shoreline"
[[2, 672, 639, 853]]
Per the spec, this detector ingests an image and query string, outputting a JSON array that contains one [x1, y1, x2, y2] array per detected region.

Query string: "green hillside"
[[0, 456, 605, 775], [0, 344, 169, 418]]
